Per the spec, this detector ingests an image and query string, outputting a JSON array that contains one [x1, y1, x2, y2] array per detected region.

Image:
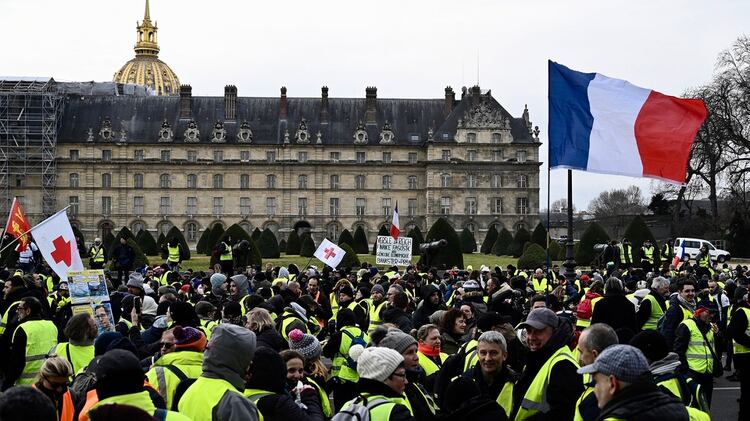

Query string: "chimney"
[[471, 85, 481, 106], [365, 86, 377, 125], [179, 85, 192, 119], [224, 85, 237, 121], [320, 86, 329, 123], [444, 86, 455, 116], [279, 86, 288, 119]]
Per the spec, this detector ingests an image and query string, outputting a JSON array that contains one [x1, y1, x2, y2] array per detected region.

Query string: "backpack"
[[576, 297, 593, 321], [342, 329, 367, 368], [331, 396, 391, 421]]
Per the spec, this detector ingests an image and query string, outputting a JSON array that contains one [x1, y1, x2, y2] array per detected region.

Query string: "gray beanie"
[[126, 272, 144, 290], [370, 284, 385, 296], [379, 330, 417, 355]]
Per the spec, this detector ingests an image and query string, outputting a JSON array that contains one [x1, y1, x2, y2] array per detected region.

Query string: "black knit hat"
[[95, 349, 144, 399], [629, 329, 669, 363]]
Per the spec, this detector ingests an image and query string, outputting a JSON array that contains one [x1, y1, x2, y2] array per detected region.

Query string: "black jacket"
[[596, 381, 689, 421], [383, 307, 414, 333], [354, 378, 415, 421], [590, 292, 637, 333], [112, 243, 135, 269], [412, 285, 445, 330], [256, 326, 286, 352], [404, 369, 441, 421]]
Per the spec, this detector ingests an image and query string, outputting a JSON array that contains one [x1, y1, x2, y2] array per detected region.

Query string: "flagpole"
[[0, 205, 72, 255], [545, 157, 552, 304], [562, 170, 576, 280], [0, 197, 18, 255]]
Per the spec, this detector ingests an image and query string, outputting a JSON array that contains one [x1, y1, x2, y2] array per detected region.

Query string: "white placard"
[[375, 236, 413, 266]]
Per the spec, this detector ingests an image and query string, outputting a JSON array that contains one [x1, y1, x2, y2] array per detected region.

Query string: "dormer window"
[[467, 132, 477, 143]]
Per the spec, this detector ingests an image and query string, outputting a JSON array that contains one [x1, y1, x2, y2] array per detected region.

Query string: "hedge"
[[575, 222, 610, 265], [286, 230, 301, 255], [518, 243, 547, 269], [407, 226, 425, 256], [480, 225, 498, 255], [300, 234, 316, 257], [531, 223, 549, 249], [136, 229, 159, 256], [460, 228, 477, 253], [338, 229, 355, 250], [508, 227, 531, 258], [353, 226, 370, 254], [258, 228, 281, 258], [338, 243, 361, 269], [492, 228, 513, 256], [196, 227, 212, 254], [109, 227, 149, 270], [420, 217, 464, 269]]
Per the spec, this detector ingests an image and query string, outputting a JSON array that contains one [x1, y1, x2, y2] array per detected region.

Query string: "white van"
[[673, 237, 731, 263]]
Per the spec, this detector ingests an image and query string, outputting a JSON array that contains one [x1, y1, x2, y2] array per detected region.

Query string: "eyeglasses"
[[160, 342, 175, 349], [43, 375, 70, 390], [16, 306, 27, 312], [390, 371, 407, 379]]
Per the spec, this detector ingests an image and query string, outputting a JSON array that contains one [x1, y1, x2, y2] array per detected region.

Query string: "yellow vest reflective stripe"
[[642, 246, 654, 263], [330, 292, 340, 318], [0, 301, 22, 335], [680, 318, 714, 374], [178, 376, 250, 420], [53, 342, 94, 376], [351, 392, 413, 417], [13, 319, 58, 385], [146, 351, 204, 409], [620, 246, 633, 263], [244, 388, 274, 421], [90, 246, 105, 262], [332, 326, 365, 382], [220, 242, 233, 261], [496, 381, 514, 418], [686, 406, 711, 421], [733, 307, 750, 354], [367, 300, 388, 333], [698, 254, 711, 268], [514, 345, 579, 420], [280, 310, 308, 341], [307, 377, 333, 418], [460, 339, 479, 373], [642, 294, 664, 330], [532, 278, 549, 294], [160, 271, 172, 286], [167, 245, 180, 263], [417, 352, 447, 377], [200, 319, 219, 341], [574, 386, 595, 421]]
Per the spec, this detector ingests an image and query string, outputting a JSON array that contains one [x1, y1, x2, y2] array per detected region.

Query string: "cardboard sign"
[[68, 269, 114, 335], [375, 236, 413, 266]]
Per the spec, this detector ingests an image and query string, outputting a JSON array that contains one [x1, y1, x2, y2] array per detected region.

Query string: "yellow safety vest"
[[368, 300, 388, 333], [0, 300, 22, 335], [308, 377, 333, 418], [89, 246, 105, 263], [574, 386, 595, 421], [160, 271, 172, 286], [92, 390, 190, 421], [344, 393, 414, 419], [52, 342, 94, 377], [733, 307, 750, 354], [220, 242, 233, 261], [167, 245, 180, 263], [280, 309, 309, 341], [178, 376, 251, 420], [680, 318, 714, 374], [417, 352, 448, 377], [620, 245, 633, 264], [200, 318, 219, 341], [460, 339, 479, 373], [244, 388, 274, 421], [497, 381, 515, 418], [146, 350, 203, 410], [642, 293, 664, 330], [642, 246, 654, 264], [13, 319, 58, 385], [514, 345, 579, 420], [532, 278, 549, 294], [332, 326, 366, 382]]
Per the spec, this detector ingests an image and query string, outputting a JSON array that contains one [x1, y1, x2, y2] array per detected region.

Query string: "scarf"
[[418, 342, 441, 357], [677, 294, 696, 313]]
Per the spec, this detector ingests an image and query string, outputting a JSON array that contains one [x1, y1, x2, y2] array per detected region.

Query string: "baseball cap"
[[517, 308, 558, 330], [577, 344, 650, 383]]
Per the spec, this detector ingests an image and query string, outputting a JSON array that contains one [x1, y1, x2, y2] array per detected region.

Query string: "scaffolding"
[[0, 77, 61, 220]]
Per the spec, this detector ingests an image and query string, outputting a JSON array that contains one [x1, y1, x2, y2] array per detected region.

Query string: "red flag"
[[4, 198, 32, 252]]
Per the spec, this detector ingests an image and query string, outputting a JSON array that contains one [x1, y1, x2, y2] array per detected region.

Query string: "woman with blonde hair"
[[246, 307, 285, 351], [34, 356, 76, 421]]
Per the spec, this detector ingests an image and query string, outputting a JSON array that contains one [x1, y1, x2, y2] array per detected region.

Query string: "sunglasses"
[[160, 342, 175, 349]]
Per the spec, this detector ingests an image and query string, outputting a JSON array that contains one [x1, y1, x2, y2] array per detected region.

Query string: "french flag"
[[390, 203, 400, 239], [549, 61, 707, 184]]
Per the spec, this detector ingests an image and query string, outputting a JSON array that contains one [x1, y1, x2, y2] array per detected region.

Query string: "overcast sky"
[[3, 0, 748, 209]]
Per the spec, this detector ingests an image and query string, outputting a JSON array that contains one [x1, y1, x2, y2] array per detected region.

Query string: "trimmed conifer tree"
[[338, 243, 361, 269], [163, 226, 191, 260], [300, 234, 316, 257], [575, 222, 611, 266], [286, 230, 301, 255], [222, 224, 252, 244], [531, 223, 549, 249], [72, 225, 87, 257], [480, 225, 498, 255], [623, 215, 660, 267], [547, 239, 562, 263], [518, 243, 547, 269], [205, 225, 224, 256], [372, 225, 389, 255], [407, 226, 425, 256], [508, 227, 531, 258], [460, 228, 477, 253], [279, 239, 287, 253], [258, 228, 280, 258], [157, 232, 166, 249], [136, 229, 158, 256], [421, 218, 464, 269], [196, 227, 211, 254], [102, 231, 116, 252], [492, 228, 513, 256], [251, 228, 262, 243], [353, 226, 370, 254], [338, 229, 355, 250]]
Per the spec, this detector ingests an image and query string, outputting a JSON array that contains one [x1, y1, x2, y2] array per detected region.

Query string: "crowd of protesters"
[[0, 234, 748, 421]]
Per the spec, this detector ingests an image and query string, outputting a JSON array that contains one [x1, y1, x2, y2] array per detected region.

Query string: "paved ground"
[[711, 369, 741, 420]]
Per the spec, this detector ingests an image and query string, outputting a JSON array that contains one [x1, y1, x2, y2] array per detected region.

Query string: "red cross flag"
[[314, 238, 345, 269], [30, 209, 84, 280]]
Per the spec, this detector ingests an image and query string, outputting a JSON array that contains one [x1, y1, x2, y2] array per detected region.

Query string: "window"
[[101, 173, 111, 188], [240, 174, 250, 189], [298, 198, 307, 216], [356, 151, 366, 164], [213, 174, 223, 189], [160, 174, 171, 188], [327, 224, 340, 241], [101, 196, 112, 216], [330, 152, 340, 162], [213, 150, 224, 163], [330, 175, 340, 190], [266, 151, 276, 163], [266, 174, 276, 189], [266, 197, 277, 215], [187, 197, 197, 215], [442, 149, 451, 161], [186, 223, 198, 242], [298, 175, 307, 189], [68, 196, 79, 217], [517, 175, 528, 188], [408, 176, 418, 190], [492, 198, 503, 214], [102, 150, 112, 161], [408, 198, 417, 217], [516, 197, 529, 214], [408, 152, 418, 164], [134, 149, 144, 161], [382, 198, 392, 216], [134, 173, 144, 188], [492, 133, 501, 144], [440, 197, 451, 215], [468, 174, 478, 188], [492, 174, 502, 188], [187, 174, 197, 189], [160, 150, 171, 162], [493, 150, 503, 161], [69, 149, 79, 160], [133, 196, 144, 215], [517, 150, 527, 163], [132, 222, 145, 235], [330, 198, 340, 216], [382, 175, 392, 190], [356, 198, 366, 216], [441, 173, 451, 188], [213, 197, 224, 215], [466, 197, 477, 215], [187, 150, 198, 162], [355, 175, 365, 190], [467, 150, 477, 162], [240, 197, 251, 216], [160, 197, 171, 214], [159, 222, 172, 236], [69, 173, 79, 188], [467, 132, 477, 143], [298, 152, 308, 163], [382, 152, 392, 164], [241, 151, 250, 162]]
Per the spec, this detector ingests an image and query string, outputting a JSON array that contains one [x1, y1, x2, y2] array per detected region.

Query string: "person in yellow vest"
[[662, 238, 674, 263], [727, 291, 750, 420], [574, 323, 618, 421], [637, 276, 670, 330], [85, 349, 190, 420], [33, 356, 77, 421], [51, 313, 97, 378], [640, 239, 656, 273], [575, 280, 603, 330], [577, 344, 694, 420], [368, 284, 388, 333], [281, 349, 331, 419], [163, 237, 183, 271], [218, 236, 234, 275], [342, 345, 414, 421], [88, 237, 107, 270], [2, 296, 58, 388], [177, 324, 260, 420], [279, 302, 310, 342], [674, 305, 718, 407], [620, 238, 634, 269], [511, 308, 582, 420], [146, 326, 207, 409], [415, 324, 448, 392], [321, 308, 367, 410], [662, 279, 698, 348], [695, 245, 715, 280], [529, 269, 550, 294]]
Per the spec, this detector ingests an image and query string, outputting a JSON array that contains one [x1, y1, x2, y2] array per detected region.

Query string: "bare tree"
[[587, 185, 646, 218]]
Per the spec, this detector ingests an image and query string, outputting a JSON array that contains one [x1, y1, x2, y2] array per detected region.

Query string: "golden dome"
[[112, 0, 180, 96]]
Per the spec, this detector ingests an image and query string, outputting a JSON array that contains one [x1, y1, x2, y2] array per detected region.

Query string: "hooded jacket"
[[412, 285, 446, 330], [590, 291, 637, 333], [230, 275, 250, 301]]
